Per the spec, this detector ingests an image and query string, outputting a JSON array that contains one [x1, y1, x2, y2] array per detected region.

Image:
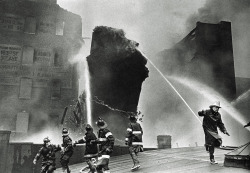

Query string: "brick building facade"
[[0, 0, 83, 137]]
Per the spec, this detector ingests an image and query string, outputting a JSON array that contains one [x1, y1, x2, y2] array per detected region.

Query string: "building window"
[[0, 44, 22, 64], [56, 21, 64, 36], [24, 17, 36, 34], [19, 78, 32, 99], [54, 48, 63, 67], [38, 17, 56, 34], [50, 79, 61, 99], [34, 48, 53, 66], [54, 52, 60, 66], [22, 46, 34, 64], [0, 14, 25, 32], [16, 111, 29, 133]]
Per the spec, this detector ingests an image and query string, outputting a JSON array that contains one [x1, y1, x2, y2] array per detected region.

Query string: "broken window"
[[22, 46, 34, 64], [24, 17, 36, 34], [50, 79, 61, 99], [19, 78, 32, 99]]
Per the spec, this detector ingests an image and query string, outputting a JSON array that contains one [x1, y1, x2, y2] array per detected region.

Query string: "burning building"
[[157, 21, 236, 101], [0, 0, 82, 138], [87, 26, 149, 142]]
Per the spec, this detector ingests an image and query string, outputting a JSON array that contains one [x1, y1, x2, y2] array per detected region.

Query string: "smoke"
[[56, 0, 250, 147], [56, 0, 207, 147], [186, 0, 250, 78], [58, 0, 206, 59], [138, 67, 204, 148], [139, 70, 250, 147]]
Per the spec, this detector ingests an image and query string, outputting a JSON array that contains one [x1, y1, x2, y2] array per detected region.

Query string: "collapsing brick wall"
[[87, 26, 148, 142], [157, 21, 236, 101]]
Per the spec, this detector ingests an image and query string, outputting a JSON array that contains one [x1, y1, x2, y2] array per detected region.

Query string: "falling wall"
[[87, 26, 148, 143]]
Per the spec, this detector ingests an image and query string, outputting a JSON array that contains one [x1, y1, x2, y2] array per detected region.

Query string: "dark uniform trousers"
[[77, 130, 98, 173], [34, 145, 61, 173], [96, 128, 114, 173], [198, 109, 227, 161], [61, 136, 74, 172], [126, 122, 143, 165]]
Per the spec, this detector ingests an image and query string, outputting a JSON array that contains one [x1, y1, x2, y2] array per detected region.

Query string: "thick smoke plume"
[[186, 0, 250, 78], [57, 0, 250, 147]]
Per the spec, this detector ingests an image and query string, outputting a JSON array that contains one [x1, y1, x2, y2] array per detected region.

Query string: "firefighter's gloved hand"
[[93, 139, 100, 144], [61, 147, 65, 153], [97, 152, 102, 157], [106, 147, 112, 154], [90, 139, 97, 144], [225, 131, 230, 136], [33, 159, 37, 165], [125, 138, 128, 145], [198, 110, 205, 116]]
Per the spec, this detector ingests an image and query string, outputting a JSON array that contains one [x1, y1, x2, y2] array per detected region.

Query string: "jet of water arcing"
[[84, 61, 92, 125], [137, 48, 202, 124], [169, 76, 250, 132], [231, 88, 250, 106]]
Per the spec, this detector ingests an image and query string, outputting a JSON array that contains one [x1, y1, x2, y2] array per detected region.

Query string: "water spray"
[[231, 88, 250, 106], [137, 48, 202, 124], [169, 76, 250, 132], [84, 61, 92, 125]]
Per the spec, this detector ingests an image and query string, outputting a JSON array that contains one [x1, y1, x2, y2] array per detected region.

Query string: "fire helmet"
[[43, 137, 50, 143], [129, 113, 137, 121], [85, 124, 93, 131], [95, 117, 108, 129], [209, 101, 221, 108], [62, 128, 69, 136]]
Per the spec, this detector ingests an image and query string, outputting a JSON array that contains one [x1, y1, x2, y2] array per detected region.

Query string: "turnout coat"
[[126, 121, 143, 147], [97, 128, 115, 155], [198, 109, 227, 147], [34, 144, 61, 167], [76, 129, 98, 156]]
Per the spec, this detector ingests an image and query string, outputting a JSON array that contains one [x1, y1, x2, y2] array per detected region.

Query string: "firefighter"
[[125, 113, 143, 171], [33, 137, 61, 173], [93, 117, 115, 173], [74, 124, 98, 173], [61, 128, 74, 173], [198, 101, 230, 164]]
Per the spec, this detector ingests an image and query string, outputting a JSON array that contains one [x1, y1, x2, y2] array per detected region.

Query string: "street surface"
[[55, 147, 249, 173]]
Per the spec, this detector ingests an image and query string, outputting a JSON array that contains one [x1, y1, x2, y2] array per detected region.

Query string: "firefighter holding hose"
[[198, 101, 230, 164]]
